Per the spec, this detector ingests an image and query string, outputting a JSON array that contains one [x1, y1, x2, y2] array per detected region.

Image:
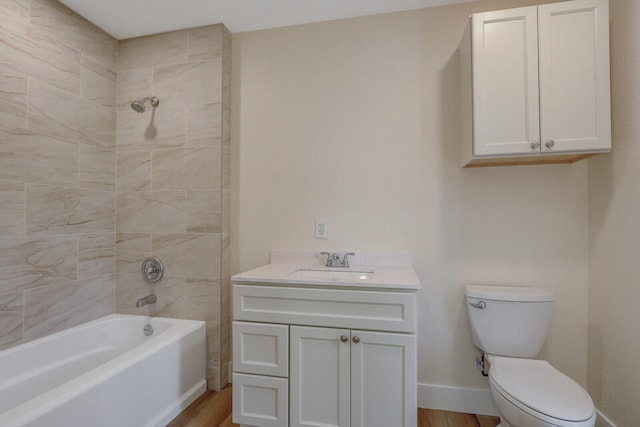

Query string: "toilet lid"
[[490, 357, 594, 422]]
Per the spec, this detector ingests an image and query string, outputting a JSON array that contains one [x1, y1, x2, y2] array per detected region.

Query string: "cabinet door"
[[290, 326, 350, 427], [472, 6, 540, 156], [350, 331, 417, 427], [538, 0, 610, 153]]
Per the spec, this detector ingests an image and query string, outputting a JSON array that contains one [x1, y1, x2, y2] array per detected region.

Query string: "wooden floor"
[[166, 386, 500, 427]]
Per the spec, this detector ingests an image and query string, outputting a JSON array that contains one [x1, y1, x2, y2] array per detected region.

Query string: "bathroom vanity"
[[231, 252, 421, 427]]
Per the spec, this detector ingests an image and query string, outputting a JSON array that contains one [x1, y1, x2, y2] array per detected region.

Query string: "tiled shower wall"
[[115, 25, 231, 390], [0, 0, 118, 350]]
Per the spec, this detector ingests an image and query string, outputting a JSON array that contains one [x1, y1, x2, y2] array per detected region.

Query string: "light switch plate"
[[315, 220, 327, 239]]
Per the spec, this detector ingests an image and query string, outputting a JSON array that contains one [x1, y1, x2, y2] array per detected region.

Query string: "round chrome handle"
[[141, 257, 164, 283], [469, 301, 486, 309], [340, 335, 348, 343], [352, 336, 360, 344], [530, 141, 540, 150], [545, 140, 555, 148]]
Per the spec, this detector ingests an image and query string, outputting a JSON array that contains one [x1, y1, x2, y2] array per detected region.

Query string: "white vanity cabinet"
[[231, 279, 418, 427], [290, 326, 416, 427], [459, 0, 611, 167]]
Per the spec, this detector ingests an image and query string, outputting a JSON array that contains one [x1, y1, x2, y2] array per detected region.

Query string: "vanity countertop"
[[231, 262, 421, 290]]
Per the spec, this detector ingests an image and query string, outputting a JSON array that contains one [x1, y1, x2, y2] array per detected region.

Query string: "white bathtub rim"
[[0, 314, 206, 427], [0, 314, 197, 358]]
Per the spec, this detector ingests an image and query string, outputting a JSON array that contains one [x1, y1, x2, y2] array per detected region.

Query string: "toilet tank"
[[465, 285, 554, 358]]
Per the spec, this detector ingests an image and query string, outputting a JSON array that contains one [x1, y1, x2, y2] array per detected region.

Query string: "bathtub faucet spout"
[[136, 293, 157, 308]]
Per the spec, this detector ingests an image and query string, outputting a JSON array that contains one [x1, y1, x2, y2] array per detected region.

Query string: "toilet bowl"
[[488, 356, 595, 427], [465, 285, 595, 427]]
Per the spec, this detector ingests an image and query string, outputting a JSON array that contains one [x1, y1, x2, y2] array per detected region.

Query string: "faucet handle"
[[342, 252, 355, 268], [320, 252, 331, 267]]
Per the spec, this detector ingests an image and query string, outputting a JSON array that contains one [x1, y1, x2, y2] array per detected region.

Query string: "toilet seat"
[[489, 357, 595, 425]]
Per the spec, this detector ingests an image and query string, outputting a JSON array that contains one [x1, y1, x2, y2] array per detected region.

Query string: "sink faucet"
[[136, 293, 157, 308], [320, 252, 355, 268]]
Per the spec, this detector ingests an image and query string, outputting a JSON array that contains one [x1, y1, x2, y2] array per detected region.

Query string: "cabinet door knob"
[[352, 336, 360, 344], [340, 335, 348, 343], [546, 140, 555, 148], [530, 141, 540, 150]]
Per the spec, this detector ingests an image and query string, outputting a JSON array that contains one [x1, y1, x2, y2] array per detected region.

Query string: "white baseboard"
[[418, 383, 499, 416], [595, 409, 617, 427]]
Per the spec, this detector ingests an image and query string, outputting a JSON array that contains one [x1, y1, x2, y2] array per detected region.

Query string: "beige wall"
[[231, 0, 590, 394], [115, 25, 231, 390], [588, 1, 640, 425], [0, 0, 117, 350]]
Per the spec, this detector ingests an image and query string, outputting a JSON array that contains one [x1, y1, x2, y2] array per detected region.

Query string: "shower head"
[[130, 96, 159, 113]]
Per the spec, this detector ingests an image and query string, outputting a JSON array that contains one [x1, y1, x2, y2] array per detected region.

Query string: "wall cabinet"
[[232, 284, 417, 427], [459, 0, 611, 167]]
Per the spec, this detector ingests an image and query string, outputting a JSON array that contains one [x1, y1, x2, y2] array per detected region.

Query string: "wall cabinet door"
[[290, 326, 417, 427], [472, 6, 540, 157], [464, 0, 611, 166], [538, 0, 610, 153], [290, 326, 350, 427]]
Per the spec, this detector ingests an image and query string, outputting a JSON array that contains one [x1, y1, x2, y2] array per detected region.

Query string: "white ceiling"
[[58, 0, 476, 40]]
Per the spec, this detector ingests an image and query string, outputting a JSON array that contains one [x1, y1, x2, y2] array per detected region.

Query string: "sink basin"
[[288, 268, 374, 281]]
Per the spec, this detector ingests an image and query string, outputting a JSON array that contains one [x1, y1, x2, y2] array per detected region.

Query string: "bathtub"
[[0, 314, 206, 427]]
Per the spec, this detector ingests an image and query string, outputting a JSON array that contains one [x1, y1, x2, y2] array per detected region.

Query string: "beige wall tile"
[[187, 191, 221, 233], [154, 60, 222, 107], [79, 145, 116, 191], [221, 190, 231, 234], [0, 0, 28, 22], [188, 25, 222, 62], [0, 289, 23, 349], [29, 0, 117, 71], [117, 68, 153, 112], [81, 55, 116, 109], [152, 147, 221, 191], [116, 233, 150, 274], [152, 233, 220, 280], [29, 80, 116, 148], [116, 150, 151, 191], [0, 64, 27, 129], [206, 366, 220, 391], [222, 103, 231, 144], [116, 273, 184, 318], [114, 24, 228, 391], [221, 233, 230, 278], [0, 21, 82, 95], [26, 184, 115, 235], [116, 191, 185, 233], [116, 106, 186, 150], [222, 145, 230, 191], [0, 180, 25, 237], [0, 128, 78, 186], [0, 235, 77, 293], [119, 30, 188, 71], [79, 233, 115, 279], [187, 102, 222, 145], [185, 279, 220, 322], [23, 274, 115, 342]]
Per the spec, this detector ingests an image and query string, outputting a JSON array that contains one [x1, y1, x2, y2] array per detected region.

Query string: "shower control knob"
[[141, 257, 164, 283], [340, 335, 348, 343]]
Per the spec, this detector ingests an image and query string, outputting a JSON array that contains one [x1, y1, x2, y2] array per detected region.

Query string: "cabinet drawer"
[[233, 285, 416, 333], [233, 373, 288, 427], [233, 321, 289, 377]]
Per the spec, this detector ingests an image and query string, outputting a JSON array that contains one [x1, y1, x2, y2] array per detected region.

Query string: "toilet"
[[465, 285, 596, 427]]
